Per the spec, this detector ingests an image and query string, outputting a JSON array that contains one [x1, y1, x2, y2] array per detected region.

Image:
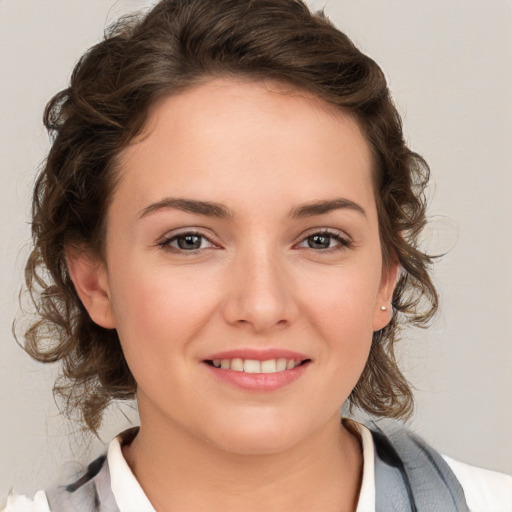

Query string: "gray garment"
[[47, 456, 119, 512], [46, 423, 469, 512], [370, 421, 469, 512]]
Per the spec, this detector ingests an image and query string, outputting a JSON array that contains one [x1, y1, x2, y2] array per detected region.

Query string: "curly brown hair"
[[21, 0, 437, 434]]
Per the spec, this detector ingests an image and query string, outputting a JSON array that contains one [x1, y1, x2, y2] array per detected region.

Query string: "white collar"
[[107, 420, 376, 512], [107, 429, 155, 512], [349, 420, 376, 512]]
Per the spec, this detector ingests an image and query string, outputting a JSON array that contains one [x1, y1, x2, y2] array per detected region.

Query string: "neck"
[[122, 412, 363, 512]]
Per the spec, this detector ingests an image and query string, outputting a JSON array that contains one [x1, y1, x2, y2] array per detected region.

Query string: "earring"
[[380, 305, 387, 311]]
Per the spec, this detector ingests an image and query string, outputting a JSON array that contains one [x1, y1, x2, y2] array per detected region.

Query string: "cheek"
[[108, 264, 219, 356], [300, 263, 379, 373], [301, 260, 381, 329]]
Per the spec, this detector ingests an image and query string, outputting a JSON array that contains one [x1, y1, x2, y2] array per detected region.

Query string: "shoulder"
[[1, 490, 51, 512], [361, 418, 512, 511], [443, 455, 512, 512]]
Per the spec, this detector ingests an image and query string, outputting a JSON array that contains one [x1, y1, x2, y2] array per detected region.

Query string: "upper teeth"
[[212, 358, 300, 373]]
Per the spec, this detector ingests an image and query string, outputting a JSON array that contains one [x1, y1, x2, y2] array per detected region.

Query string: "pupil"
[[178, 235, 201, 250], [309, 235, 330, 249]]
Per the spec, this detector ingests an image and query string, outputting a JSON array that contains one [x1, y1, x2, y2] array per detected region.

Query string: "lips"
[[203, 349, 311, 391]]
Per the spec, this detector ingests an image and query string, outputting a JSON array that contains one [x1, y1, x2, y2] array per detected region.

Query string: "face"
[[73, 79, 396, 455]]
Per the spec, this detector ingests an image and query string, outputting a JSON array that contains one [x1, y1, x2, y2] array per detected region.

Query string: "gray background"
[[1, 0, 511, 497]]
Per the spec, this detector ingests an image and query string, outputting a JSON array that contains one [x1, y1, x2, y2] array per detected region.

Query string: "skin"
[[69, 78, 397, 512]]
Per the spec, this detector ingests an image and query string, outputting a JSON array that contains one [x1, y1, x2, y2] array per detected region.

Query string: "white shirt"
[[3, 421, 511, 512]]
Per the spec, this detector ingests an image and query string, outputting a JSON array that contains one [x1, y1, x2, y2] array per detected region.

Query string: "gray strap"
[[370, 421, 469, 512], [373, 439, 413, 512]]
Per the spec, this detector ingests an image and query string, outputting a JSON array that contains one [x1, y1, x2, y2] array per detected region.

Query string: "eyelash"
[[157, 229, 353, 255]]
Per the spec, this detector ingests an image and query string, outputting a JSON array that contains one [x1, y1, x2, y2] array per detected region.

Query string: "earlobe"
[[372, 261, 401, 332], [66, 248, 116, 329]]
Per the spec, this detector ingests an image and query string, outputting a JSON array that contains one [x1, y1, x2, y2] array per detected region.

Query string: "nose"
[[220, 246, 299, 334]]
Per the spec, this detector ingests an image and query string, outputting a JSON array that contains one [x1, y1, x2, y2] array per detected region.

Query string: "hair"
[[21, 0, 438, 434]]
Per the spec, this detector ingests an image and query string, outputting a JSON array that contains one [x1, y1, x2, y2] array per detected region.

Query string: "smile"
[[206, 358, 307, 373], [203, 349, 311, 391]]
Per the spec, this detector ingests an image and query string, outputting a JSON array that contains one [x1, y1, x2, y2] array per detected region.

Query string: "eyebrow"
[[139, 197, 366, 220], [289, 198, 366, 218], [140, 198, 234, 219]]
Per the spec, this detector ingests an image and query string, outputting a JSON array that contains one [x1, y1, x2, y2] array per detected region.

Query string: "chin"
[[214, 428, 304, 456], [199, 409, 316, 456]]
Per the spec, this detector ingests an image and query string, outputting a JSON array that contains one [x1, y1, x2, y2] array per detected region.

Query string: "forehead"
[[113, 78, 376, 220]]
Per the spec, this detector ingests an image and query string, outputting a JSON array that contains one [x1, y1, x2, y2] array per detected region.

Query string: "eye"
[[297, 230, 352, 252], [158, 231, 215, 253]]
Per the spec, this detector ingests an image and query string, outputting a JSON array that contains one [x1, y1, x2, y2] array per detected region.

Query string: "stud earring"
[[380, 305, 387, 311]]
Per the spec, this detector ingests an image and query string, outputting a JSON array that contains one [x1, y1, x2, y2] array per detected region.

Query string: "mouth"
[[204, 357, 311, 373], [202, 352, 312, 391]]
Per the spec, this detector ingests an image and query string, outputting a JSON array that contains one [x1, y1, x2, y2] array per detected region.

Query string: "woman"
[[4, 0, 511, 510]]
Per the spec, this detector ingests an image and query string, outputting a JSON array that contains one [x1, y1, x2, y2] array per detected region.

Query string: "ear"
[[372, 260, 400, 332], [66, 248, 116, 329]]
